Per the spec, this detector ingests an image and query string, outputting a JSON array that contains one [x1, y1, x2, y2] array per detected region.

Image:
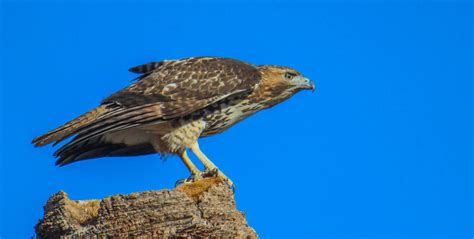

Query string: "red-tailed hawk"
[[32, 57, 315, 187]]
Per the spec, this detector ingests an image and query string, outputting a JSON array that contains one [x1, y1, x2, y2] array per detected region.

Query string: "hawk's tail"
[[32, 105, 108, 147], [54, 136, 155, 166]]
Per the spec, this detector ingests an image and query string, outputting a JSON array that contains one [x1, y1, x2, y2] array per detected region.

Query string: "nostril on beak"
[[299, 77, 315, 92]]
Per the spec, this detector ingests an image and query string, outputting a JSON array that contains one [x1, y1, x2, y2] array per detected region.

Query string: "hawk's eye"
[[284, 72, 296, 80]]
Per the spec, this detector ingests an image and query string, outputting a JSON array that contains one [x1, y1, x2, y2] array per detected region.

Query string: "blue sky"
[[1, 0, 472, 238]]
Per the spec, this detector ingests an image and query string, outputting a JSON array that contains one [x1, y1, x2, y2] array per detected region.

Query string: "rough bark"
[[35, 177, 258, 238]]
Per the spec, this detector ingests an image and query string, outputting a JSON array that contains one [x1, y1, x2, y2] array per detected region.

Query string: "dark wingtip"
[[128, 61, 164, 74], [31, 139, 39, 147], [55, 158, 69, 167], [54, 152, 70, 167]]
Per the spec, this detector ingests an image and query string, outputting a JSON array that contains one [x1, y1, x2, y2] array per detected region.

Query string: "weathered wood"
[[36, 177, 258, 238]]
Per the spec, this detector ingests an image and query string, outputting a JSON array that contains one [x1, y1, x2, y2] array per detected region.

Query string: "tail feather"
[[32, 105, 108, 147], [55, 136, 156, 166], [52, 104, 162, 152]]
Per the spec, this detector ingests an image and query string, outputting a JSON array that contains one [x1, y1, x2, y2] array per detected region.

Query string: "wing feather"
[[54, 89, 248, 158]]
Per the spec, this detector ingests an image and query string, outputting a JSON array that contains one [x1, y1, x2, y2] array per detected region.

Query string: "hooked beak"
[[295, 76, 315, 92]]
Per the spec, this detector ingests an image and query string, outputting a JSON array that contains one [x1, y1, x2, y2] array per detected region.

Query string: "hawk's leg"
[[190, 142, 235, 189], [176, 150, 202, 186], [179, 150, 201, 175]]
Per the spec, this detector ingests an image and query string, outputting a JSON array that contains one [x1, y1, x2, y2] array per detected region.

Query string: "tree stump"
[[35, 177, 258, 238]]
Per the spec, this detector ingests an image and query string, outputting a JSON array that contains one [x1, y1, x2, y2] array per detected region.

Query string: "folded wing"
[[32, 57, 261, 164]]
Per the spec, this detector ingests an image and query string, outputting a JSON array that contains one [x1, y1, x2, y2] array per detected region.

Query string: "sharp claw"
[[176, 173, 202, 187], [214, 171, 235, 193], [175, 178, 186, 187], [177, 169, 236, 193], [226, 180, 236, 193], [202, 167, 219, 177]]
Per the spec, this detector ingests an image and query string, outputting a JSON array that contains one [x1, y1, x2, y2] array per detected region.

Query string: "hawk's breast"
[[201, 97, 266, 136]]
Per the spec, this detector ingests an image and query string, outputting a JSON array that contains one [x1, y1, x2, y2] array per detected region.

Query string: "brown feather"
[[32, 105, 108, 146], [54, 90, 248, 153]]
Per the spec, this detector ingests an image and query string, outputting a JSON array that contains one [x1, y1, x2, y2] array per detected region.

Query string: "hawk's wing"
[[106, 57, 260, 105], [32, 57, 261, 147]]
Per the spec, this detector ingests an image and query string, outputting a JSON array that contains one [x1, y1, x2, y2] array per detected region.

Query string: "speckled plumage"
[[33, 56, 314, 184]]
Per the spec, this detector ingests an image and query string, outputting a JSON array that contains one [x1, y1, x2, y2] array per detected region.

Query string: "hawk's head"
[[252, 65, 314, 107], [257, 65, 315, 93]]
